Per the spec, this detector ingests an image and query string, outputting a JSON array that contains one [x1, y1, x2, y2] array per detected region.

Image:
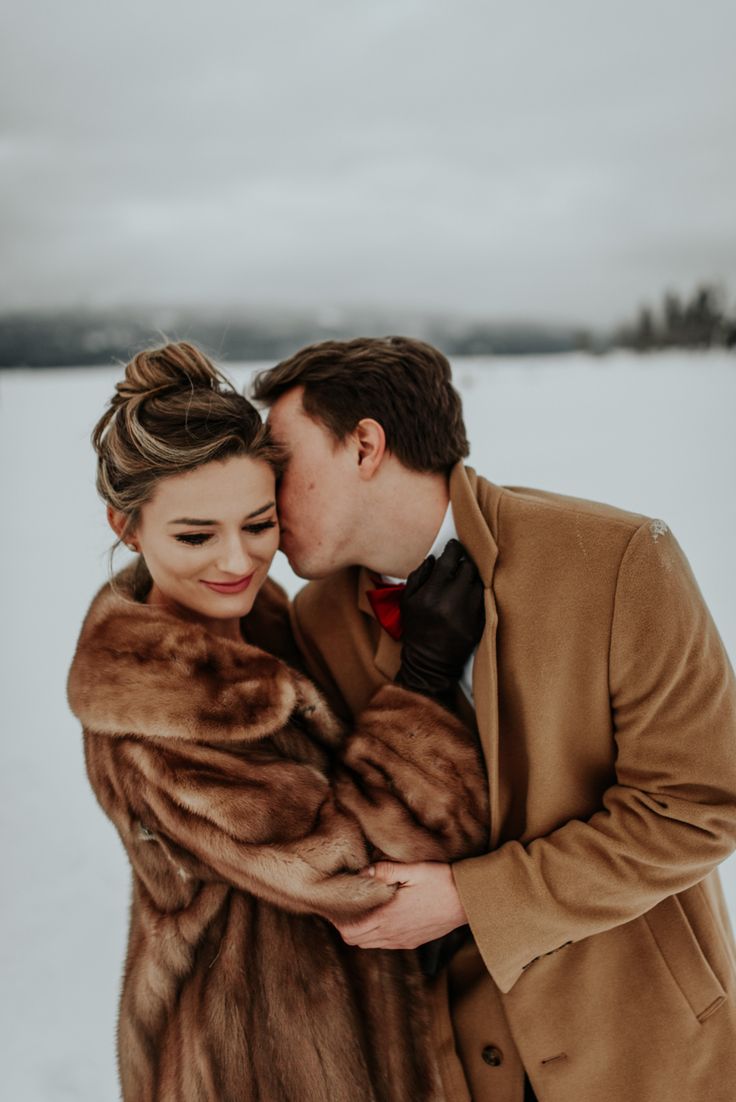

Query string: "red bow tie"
[[367, 577, 406, 640]]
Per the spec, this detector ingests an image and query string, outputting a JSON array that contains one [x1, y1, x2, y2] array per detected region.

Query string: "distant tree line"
[[613, 283, 736, 352], [1, 286, 734, 368], [0, 309, 586, 368]]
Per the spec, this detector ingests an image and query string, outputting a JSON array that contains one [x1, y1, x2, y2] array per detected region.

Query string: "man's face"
[[267, 387, 364, 578]]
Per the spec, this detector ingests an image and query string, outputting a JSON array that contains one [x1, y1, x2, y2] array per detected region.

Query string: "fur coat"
[[67, 564, 488, 1102]]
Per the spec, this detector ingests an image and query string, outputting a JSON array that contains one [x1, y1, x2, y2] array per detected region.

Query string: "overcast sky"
[[2, 0, 735, 326]]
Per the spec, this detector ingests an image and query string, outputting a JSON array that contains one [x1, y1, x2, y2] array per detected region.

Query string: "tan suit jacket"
[[291, 463, 736, 1102]]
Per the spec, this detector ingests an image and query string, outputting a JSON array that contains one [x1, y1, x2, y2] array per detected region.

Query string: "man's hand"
[[333, 861, 468, 949]]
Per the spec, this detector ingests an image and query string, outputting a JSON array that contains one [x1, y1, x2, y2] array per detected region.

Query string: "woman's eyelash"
[[175, 533, 211, 545], [174, 520, 276, 546], [245, 520, 277, 534]]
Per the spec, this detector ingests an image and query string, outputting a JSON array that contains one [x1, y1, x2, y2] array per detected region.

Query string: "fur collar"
[[67, 563, 341, 748]]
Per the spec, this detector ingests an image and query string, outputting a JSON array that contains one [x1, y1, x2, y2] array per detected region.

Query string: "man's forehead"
[[267, 385, 306, 427], [269, 387, 331, 441], [268, 388, 349, 460]]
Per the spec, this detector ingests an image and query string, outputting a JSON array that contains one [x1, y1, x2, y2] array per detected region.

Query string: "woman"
[[67, 341, 488, 1102]]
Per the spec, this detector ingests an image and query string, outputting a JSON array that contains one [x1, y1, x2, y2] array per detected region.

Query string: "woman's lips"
[[201, 574, 254, 595]]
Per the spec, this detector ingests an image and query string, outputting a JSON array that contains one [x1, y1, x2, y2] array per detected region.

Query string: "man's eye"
[[175, 533, 212, 546]]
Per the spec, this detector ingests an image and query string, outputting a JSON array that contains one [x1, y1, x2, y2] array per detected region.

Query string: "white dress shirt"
[[380, 501, 476, 705]]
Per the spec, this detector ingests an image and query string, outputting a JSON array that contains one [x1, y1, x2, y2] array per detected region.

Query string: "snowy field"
[[1, 351, 736, 1100]]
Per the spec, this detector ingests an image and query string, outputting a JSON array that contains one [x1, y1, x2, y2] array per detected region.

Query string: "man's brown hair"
[[252, 336, 469, 473]]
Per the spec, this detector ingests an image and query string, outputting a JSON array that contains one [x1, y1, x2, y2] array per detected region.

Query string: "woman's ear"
[[353, 418, 386, 479], [107, 506, 138, 551]]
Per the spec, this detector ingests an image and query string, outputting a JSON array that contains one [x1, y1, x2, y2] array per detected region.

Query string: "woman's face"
[[125, 455, 279, 625]]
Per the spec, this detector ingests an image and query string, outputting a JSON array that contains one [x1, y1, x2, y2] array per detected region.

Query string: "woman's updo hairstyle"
[[92, 341, 284, 542]]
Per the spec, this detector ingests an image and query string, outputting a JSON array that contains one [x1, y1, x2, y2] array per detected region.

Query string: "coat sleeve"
[[83, 668, 487, 922], [336, 684, 489, 863], [85, 729, 396, 921], [452, 520, 736, 992]]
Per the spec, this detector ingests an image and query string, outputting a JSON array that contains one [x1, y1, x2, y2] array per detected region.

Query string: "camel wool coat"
[[67, 563, 489, 1102], [290, 463, 736, 1102]]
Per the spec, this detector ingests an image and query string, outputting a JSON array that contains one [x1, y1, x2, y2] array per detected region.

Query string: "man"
[[252, 336, 736, 1102]]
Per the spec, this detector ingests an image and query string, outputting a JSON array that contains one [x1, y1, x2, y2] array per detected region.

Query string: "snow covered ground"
[[1, 351, 735, 1100]]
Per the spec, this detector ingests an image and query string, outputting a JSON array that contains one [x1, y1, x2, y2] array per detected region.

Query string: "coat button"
[[481, 1045, 503, 1067]]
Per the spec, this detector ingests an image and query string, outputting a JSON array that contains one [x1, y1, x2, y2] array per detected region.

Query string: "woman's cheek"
[[266, 529, 281, 560]]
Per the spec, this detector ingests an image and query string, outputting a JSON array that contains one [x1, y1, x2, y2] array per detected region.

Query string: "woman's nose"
[[216, 536, 253, 576]]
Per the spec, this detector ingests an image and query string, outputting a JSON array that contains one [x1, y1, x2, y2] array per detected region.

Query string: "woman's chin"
[[149, 578, 265, 626]]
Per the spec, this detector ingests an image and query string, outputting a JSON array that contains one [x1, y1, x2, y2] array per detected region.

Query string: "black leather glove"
[[396, 539, 485, 699]]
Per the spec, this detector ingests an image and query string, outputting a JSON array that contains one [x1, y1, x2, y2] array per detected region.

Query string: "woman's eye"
[[175, 533, 212, 546], [244, 521, 277, 535], [174, 521, 275, 544]]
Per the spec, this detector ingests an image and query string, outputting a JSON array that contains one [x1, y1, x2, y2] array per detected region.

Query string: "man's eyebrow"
[[168, 502, 276, 526]]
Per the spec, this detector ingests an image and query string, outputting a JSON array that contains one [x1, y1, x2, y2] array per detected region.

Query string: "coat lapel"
[[358, 568, 403, 680], [450, 464, 502, 848], [358, 464, 503, 847]]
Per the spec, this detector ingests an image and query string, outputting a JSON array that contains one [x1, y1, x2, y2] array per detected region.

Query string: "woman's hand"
[[332, 861, 468, 948], [396, 539, 484, 699]]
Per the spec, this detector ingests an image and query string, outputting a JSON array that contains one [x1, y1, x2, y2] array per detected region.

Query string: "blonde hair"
[[93, 341, 284, 543]]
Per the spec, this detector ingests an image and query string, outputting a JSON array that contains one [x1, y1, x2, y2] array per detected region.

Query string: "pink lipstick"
[[201, 574, 254, 595]]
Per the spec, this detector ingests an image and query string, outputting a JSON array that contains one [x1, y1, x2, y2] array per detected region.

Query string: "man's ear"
[[353, 418, 386, 479]]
